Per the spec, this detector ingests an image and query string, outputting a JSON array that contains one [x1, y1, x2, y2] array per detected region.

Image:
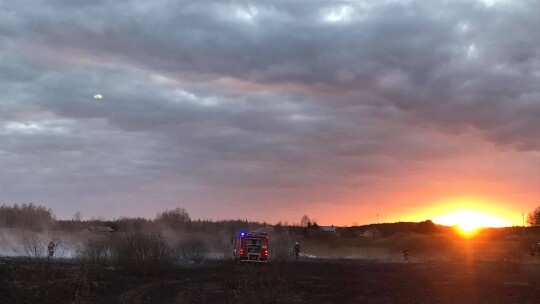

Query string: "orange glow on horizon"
[[402, 197, 517, 236], [432, 209, 507, 237]]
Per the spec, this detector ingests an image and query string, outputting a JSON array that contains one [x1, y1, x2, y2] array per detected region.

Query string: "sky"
[[0, 0, 539, 226]]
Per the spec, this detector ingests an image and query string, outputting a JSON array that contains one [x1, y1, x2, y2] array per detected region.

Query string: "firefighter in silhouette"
[[48, 241, 56, 258], [294, 242, 301, 260], [402, 249, 409, 261], [530, 244, 536, 260]]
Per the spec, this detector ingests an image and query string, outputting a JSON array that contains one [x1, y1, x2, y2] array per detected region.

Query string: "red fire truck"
[[232, 231, 269, 262]]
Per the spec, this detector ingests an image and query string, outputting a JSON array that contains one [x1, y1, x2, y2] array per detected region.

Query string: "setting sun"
[[433, 209, 508, 236]]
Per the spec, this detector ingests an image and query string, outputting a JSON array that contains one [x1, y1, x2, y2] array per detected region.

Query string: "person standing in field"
[[294, 242, 301, 260], [402, 249, 409, 261], [48, 241, 56, 258]]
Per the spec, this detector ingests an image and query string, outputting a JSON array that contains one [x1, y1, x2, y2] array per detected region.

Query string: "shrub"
[[175, 237, 209, 264], [73, 238, 115, 303], [114, 232, 174, 276], [75, 238, 114, 273], [269, 234, 293, 262], [12, 231, 66, 301]]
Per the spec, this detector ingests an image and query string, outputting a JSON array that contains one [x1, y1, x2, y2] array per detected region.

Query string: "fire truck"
[[232, 231, 269, 262]]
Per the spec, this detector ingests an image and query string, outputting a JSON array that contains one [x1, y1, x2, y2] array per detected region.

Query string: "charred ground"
[[2, 257, 540, 304]]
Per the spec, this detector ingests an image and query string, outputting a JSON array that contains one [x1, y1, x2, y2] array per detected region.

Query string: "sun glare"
[[433, 209, 507, 237]]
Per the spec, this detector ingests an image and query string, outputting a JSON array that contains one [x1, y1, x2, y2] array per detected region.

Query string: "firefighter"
[[294, 242, 301, 260], [530, 244, 536, 260], [402, 249, 409, 261], [48, 241, 56, 258]]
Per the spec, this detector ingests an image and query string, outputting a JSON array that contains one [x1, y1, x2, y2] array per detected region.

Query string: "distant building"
[[319, 225, 340, 236], [87, 226, 115, 233], [362, 228, 382, 239], [254, 225, 274, 233]]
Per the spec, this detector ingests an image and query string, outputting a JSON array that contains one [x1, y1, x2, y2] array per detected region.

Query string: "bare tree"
[[13, 231, 67, 301], [300, 215, 310, 227], [527, 206, 540, 227], [73, 210, 83, 222], [17, 231, 66, 262]]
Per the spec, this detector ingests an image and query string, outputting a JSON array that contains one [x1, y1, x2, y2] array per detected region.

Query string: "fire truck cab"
[[232, 231, 269, 262]]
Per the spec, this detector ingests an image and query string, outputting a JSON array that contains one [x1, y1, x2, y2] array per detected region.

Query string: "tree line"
[[0, 203, 54, 230], [0, 204, 267, 234]]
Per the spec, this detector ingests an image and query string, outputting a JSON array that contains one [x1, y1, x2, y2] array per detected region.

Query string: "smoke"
[[0, 228, 20, 256], [0, 228, 85, 258], [297, 233, 537, 263], [0, 225, 260, 261]]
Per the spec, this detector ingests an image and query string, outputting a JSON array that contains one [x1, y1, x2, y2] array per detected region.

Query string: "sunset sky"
[[0, 0, 539, 226]]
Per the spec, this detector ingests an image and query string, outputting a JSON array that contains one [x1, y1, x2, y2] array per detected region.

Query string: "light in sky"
[[456, 22, 470, 34], [466, 44, 479, 59], [433, 209, 507, 237], [94, 94, 103, 99], [234, 6, 258, 22], [480, 0, 509, 7], [324, 6, 353, 23]]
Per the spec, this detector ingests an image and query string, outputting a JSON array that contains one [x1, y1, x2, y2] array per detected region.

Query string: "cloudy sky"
[[1, 0, 539, 225]]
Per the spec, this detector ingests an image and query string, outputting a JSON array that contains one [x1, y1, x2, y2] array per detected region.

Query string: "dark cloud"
[[0, 0, 538, 222]]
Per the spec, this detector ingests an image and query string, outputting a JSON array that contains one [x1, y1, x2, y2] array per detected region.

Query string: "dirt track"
[[2, 258, 540, 303]]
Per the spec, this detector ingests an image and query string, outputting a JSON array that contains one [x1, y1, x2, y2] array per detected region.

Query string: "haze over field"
[[1, 0, 539, 225]]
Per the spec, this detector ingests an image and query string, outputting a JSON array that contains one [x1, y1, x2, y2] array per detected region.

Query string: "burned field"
[[2, 258, 540, 304]]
